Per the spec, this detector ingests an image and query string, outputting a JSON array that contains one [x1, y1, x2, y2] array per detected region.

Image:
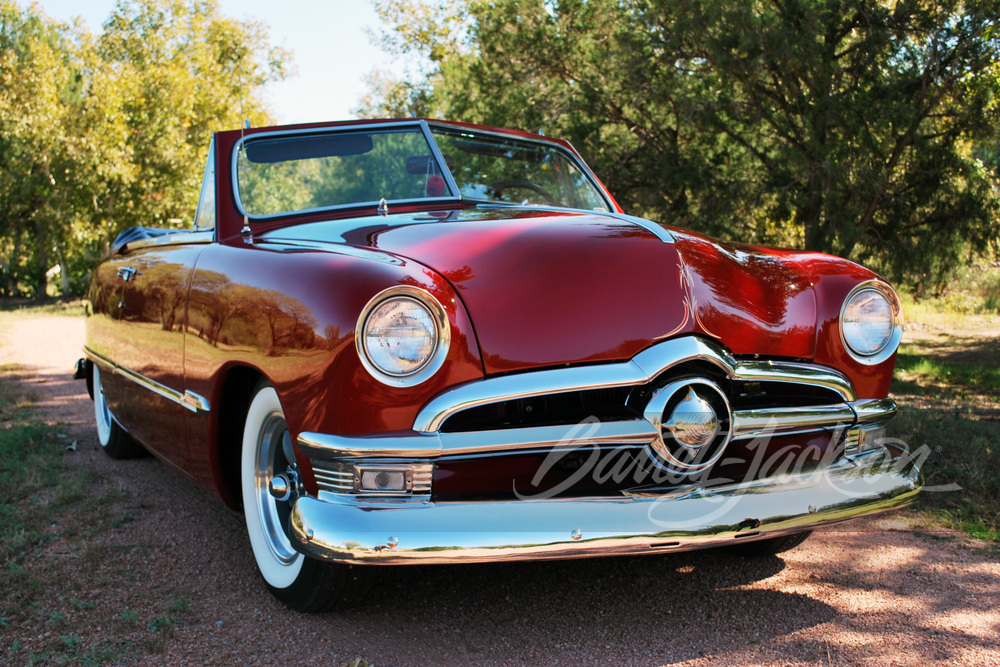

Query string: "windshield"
[[235, 123, 610, 218], [430, 128, 610, 211], [237, 127, 454, 217]]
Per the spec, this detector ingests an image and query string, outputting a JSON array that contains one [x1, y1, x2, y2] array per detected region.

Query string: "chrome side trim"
[[598, 211, 676, 244], [413, 337, 855, 434], [181, 390, 211, 413], [123, 230, 214, 252], [288, 455, 921, 565], [298, 398, 896, 461], [84, 347, 210, 415]]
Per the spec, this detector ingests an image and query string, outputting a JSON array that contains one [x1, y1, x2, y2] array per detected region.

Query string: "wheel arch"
[[214, 364, 264, 510]]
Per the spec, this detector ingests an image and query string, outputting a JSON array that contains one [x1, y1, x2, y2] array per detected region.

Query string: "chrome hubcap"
[[254, 411, 298, 565]]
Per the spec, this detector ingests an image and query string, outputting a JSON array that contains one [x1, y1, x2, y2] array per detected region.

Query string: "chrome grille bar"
[[414, 336, 855, 433]]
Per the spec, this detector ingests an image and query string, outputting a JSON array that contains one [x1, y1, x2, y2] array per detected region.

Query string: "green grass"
[[899, 261, 1000, 316], [887, 410, 1000, 545], [0, 358, 158, 664], [894, 346, 1000, 396], [889, 289, 1000, 547]]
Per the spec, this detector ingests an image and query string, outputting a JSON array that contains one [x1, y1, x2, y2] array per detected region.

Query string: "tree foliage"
[[0, 0, 289, 297], [366, 0, 1000, 290]]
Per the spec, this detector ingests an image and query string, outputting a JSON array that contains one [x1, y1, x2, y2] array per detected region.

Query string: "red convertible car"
[[78, 119, 920, 611]]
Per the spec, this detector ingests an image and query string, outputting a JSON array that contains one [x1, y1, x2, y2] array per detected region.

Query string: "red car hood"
[[266, 208, 818, 375]]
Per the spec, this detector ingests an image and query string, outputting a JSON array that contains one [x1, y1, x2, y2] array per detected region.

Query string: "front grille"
[[441, 386, 635, 433], [439, 376, 844, 435], [729, 379, 844, 410], [429, 361, 853, 500]]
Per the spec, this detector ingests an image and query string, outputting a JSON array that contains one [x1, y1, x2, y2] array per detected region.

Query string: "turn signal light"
[[354, 466, 412, 494]]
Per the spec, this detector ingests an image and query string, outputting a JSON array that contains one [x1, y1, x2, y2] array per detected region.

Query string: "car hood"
[[265, 207, 818, 375]]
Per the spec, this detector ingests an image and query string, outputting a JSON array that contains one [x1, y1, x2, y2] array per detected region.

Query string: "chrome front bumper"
[[289, 336, 918, 565], [288, 451, 920, 564]]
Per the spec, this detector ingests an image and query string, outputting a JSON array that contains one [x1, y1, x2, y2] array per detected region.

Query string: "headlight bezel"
[[356, 286, 451, 387], [839, 280, 903, 366]]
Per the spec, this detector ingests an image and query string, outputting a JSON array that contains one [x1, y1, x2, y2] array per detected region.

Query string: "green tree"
[[367, 0, 1000, 290], [0, 0, 290, 297], [0, 0, 81, 296]]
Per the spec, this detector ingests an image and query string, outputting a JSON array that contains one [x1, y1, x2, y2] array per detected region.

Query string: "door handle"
[[116, 266, 140, 281]]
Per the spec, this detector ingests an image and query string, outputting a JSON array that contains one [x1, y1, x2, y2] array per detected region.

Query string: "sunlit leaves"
[[0, 0, 290, 297]]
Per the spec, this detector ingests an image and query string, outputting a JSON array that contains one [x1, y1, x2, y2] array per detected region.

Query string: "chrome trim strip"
[[730, 360, 857, 401], [415, 365, 647, 435], [298, 419, 659, 461], [413, 337, 856, 434], [598, 211, 675, 243], [420, 120, 463, 198], [84, 347, 210, 415], [123, 230, 214, 252], [731, 405, 857, 439], [288, 455, 921, 565], [852, 397, 897, 423], [313, 468, 355, 493], [299, 432, 441, 459], [181, 390, 211, 413], [299, 398, 896, 461]]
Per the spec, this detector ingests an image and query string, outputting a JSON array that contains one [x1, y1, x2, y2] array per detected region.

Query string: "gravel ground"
[[2, 315, 1000, 666]]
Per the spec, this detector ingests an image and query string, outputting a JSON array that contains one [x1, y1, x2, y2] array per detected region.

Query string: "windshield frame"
[[231, 119, 614, 221]]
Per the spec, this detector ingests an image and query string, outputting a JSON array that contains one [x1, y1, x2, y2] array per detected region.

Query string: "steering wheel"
[[488, 179, 558, 206]]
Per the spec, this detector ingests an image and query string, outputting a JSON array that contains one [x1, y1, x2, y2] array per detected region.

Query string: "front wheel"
[[92, 364, 145, 459], [241, 381, 372, 611]]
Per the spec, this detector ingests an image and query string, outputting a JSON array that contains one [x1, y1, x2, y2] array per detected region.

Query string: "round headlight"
[[357, 287, 450, 386], [840, 281, 902, 365]]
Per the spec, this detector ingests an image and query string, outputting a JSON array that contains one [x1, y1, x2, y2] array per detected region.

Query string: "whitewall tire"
[[92, 364, 144, 459], [241, 380, 373, 611]]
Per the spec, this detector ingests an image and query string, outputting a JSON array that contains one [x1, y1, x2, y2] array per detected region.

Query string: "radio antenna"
[[238, 51, 253, 244]]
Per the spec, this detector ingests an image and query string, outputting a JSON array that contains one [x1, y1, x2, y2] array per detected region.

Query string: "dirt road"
[[2, 315, 999, 665]]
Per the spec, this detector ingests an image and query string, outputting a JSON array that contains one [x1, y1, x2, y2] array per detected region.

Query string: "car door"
[[109, 241, 208, 467]]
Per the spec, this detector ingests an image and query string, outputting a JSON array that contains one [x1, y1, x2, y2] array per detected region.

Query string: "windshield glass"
[[235, 124, 610, 217], [237, 127, 454, 217], [430, 127, 610, 211]]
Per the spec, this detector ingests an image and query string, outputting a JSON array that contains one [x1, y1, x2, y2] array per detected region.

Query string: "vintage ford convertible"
[[78, 119, 920, 611]]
